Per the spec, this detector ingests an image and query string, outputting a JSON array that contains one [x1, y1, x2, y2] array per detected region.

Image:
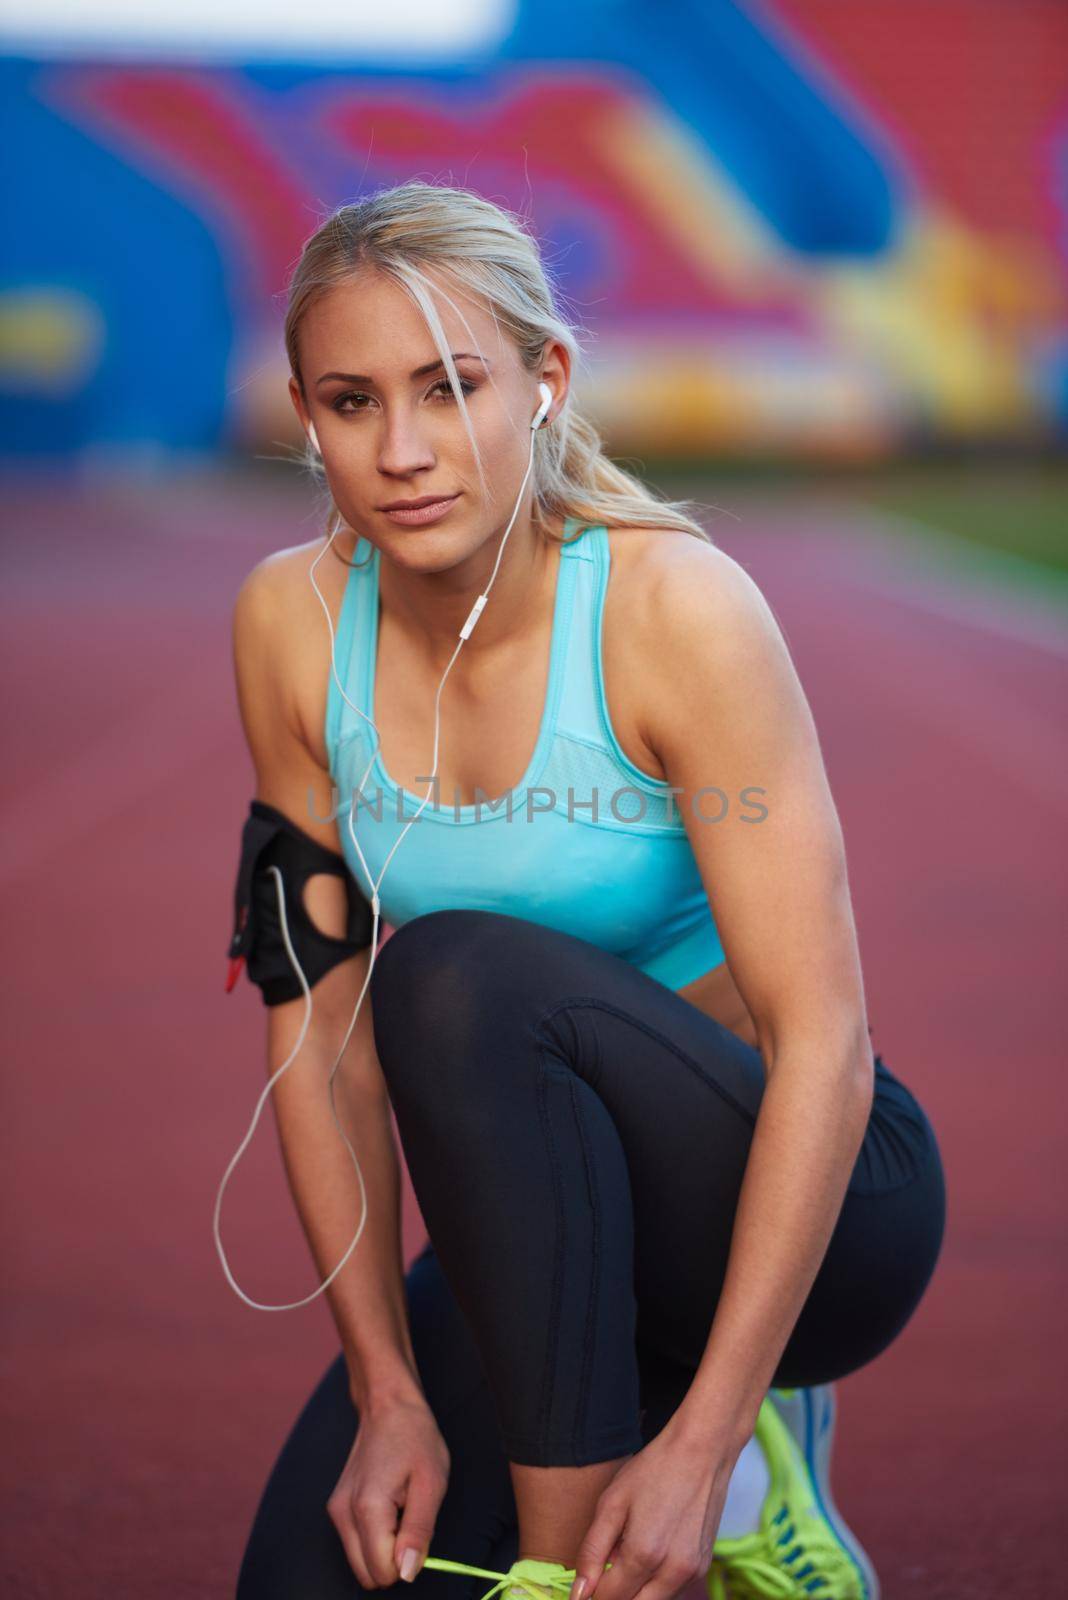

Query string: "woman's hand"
[[569, 1413, 742, 1600], [327, 1393, 451, 1588]]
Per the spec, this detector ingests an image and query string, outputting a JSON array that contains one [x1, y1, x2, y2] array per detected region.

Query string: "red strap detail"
[[225, 954, 245, 993]]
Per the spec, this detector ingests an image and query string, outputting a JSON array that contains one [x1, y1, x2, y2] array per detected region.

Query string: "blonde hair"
[[283, 180, 714, 551]]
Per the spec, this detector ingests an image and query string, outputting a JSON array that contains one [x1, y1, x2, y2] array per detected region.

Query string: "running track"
[[2, 469, 1064, 1597]]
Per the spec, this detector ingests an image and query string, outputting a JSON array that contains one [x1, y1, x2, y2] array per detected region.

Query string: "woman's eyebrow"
[[315, 353, 490, 387]]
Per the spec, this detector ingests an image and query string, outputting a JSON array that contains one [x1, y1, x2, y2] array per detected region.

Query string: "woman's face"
[[291, 268, 565, 567]]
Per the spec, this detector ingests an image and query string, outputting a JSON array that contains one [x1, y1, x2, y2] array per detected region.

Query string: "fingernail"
[[571, 1579, 587, 1600], [400, 1549, 419, 1582]]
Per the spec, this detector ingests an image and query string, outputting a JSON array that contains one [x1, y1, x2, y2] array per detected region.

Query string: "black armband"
[[225, 799, 374, 1006]]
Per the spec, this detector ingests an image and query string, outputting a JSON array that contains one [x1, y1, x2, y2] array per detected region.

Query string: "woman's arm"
[[264, 960, 425, 1413], [232, 554, 425, 1415], [637, 535, 875, 1452]]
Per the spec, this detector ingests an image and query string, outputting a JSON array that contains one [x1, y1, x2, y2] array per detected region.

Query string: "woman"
[[228, 182, 945, 1600]]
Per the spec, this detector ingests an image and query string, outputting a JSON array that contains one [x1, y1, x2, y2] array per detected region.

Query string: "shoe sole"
[[798, 1384, 881, 1600]]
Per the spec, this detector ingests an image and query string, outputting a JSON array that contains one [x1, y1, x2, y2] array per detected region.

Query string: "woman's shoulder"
[[232, 534, 348, 769], [601, 521, 759, 641], [601, 522, 785, 757], [234, 533, 336, 617], [234, 533, 351, 664]]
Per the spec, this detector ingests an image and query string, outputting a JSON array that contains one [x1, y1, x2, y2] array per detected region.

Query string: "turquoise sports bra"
[[324, 517, 725, 990]]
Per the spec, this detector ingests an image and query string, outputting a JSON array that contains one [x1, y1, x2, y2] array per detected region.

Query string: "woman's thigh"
[[370, 909, 946, 1389], [235, 1244, 520, 1600]]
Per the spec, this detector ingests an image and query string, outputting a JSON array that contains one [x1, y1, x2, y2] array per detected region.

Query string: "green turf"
[[646, 459, 1068, 580], [854, 463, 1068, 576]]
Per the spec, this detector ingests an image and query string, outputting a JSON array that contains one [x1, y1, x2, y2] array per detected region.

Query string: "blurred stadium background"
[[2, 4, 1065, 1598]]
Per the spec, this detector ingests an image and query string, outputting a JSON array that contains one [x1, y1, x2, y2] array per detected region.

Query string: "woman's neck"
[[368, 514, 562, 667]]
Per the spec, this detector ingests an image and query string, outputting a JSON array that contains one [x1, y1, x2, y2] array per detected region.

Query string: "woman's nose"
[[376, 404, 437, 478]]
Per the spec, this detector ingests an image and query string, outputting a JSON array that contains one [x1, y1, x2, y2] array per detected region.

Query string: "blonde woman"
[[228, 183, 944, 1600]]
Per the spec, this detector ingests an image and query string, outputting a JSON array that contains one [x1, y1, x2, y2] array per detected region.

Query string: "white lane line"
[[837, 507, 1068, 659]]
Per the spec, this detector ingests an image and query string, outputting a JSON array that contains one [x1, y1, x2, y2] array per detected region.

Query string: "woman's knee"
[[367, 915, 524, 1126], [235, 1352, 358, 1598], [369, 911, 522, 1093], [371, 910, 503, 1008], [370, 911, 469, 1049]]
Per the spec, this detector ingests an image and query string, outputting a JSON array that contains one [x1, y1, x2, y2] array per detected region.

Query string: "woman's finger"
[[597, 1543, 665, 1600], [326, 1491, 375, 1588], [572, 1494, 625, 1600], [394, 1467, 445, 1581], [354, 1488, 407, 1587], [627, 1554, 704, 1600]]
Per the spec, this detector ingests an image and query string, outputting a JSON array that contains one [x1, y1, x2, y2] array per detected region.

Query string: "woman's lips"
[[381, 495, 460, 526]]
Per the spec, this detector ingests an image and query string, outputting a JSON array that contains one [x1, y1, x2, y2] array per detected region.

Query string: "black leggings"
[[236, 910, 946, 1598]]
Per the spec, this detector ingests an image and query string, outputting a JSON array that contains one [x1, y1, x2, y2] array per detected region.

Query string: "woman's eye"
[[331, 379, 476, 415], [431, 378, 477, 401], [332, 391, 370, 414]]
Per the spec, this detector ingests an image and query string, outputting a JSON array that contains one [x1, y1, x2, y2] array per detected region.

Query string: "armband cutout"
[[225, 799, 374, 1006]]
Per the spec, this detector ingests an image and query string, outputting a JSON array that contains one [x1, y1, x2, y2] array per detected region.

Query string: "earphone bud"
[[215, 377, 560, 1310], [308, 421, 321, 454], [532, 382, 552, 430]]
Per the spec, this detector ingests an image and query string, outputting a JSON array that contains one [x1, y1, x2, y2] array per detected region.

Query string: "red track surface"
[[2, 472, 1064, 1597]]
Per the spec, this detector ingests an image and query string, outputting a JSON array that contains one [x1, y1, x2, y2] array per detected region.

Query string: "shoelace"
[[710, 1500, 865, 1598], [422, 1555, 608, 1600]]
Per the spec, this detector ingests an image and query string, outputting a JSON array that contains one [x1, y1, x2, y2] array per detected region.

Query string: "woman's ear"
[[288, 376, 318, 452]]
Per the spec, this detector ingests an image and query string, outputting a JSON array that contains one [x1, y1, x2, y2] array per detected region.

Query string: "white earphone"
[[214, 381, 555, 1310]]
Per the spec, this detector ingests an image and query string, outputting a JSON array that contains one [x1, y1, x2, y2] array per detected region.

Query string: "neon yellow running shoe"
[[422, 1554, 607, 1600], [707, 1387, 878, 1599]]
